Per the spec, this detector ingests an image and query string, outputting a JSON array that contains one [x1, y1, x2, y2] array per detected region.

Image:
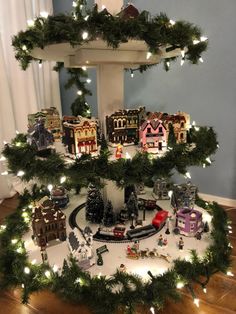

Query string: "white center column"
[[97, 64, 124, 131], [96, 1, 125, 212], [95, 0, 124, 133]]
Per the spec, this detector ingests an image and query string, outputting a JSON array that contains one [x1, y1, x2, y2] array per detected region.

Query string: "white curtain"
[[0, 0, 61, 200]]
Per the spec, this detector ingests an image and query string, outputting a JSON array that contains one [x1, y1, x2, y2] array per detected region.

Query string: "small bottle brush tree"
[[168, 123, 176, 147], [85, 184, 104, 223], [103, 200, 115, 227], [127, 192, 139, 219]]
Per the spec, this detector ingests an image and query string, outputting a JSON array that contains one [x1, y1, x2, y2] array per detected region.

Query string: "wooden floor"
[[0, 194, 235, 314]]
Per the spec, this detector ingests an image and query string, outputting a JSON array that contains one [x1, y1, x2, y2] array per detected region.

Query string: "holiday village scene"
[[0, 1, 233, 313]]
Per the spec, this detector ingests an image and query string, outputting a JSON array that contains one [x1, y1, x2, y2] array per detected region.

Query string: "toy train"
[[95, 226, 126, 241], [94, 210, 169, 241], [126, 210, 168, 240]]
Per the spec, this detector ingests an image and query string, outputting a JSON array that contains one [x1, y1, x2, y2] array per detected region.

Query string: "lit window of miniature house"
[[176, 207, 203, 236]]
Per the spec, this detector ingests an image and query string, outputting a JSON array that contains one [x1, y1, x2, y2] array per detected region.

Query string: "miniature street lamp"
[[130, 213, 135, 229]]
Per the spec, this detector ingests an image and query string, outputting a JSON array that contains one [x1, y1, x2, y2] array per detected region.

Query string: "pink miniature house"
[[176, 207, 203, 237], [139, 119, 167, 151]]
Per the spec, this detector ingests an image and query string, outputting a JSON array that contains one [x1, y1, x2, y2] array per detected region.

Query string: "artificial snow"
[[24, 187, 212, 281]]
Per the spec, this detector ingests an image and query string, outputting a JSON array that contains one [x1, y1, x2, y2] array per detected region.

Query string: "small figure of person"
[[115, 144, 123, 159], [133, 240, 139, 251], [163, 237, 168, 247], [158, 234, 163, 247], [178, 237, 184, 250], [165, 217, 171, 234], [119, 264, 126, 272]]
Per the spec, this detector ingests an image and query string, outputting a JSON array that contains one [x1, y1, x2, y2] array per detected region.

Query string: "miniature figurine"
[[115, 143, 123, 158], [119, 264, 127, 272], [78, 241, 89, 260], [178, 237, 184, 250], [158, 234, 163, 247], [165, 217, 171, 234], [163, 238, 168, 247]]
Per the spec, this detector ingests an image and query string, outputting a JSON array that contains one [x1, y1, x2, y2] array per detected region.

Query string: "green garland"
[[2, 126, 218, 190], [12, 4, 208, 71], [0, 188, 232, 313]]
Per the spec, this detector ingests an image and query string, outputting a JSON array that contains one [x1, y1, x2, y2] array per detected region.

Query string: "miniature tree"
[[100, 134, 108, 153], [103, 200, 115, 227], [126, 192, 139, 219], [204, 221, 210, 233], [168, 123, 176, 147], [85, 184, 104, 223]]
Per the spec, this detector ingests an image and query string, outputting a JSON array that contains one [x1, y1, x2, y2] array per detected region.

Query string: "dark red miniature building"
[[32, 196, 67, 247]]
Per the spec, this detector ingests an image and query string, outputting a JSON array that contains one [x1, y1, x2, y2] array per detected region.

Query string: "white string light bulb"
[[27, 20, 35, 27], [77, 90, 83, 96], [82, 31, 89, 40], [193, 298, 200, 307], [146, 52, 152, 60], [24, 267, 30, 274], [40, 11, 49, 19], [47, 184, 53, 192], [17, 170, 25, 177]]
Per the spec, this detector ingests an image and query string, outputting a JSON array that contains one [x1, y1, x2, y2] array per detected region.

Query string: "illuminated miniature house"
[[176, 207, 203, 236], [147, 111, 190, 144], [27, 118, 54, 152], [28, 107, 61, 140], [106, 107, 146, 144], [171, 182, 197, 209], [63, 116, 97, 155], [139, 119, 167, 151], [50, 186, 69, 208], [32, 196, 67, 247], [153, 178, 170, 200]]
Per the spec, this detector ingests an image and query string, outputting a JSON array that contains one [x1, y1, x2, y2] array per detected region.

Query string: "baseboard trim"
[[199, 193, 236, 207]]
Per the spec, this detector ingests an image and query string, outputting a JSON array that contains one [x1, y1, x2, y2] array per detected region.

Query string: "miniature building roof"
[[41, 107, 59, 116], [177, 208, 202, 220], [140, 119, 166, 131], [107, 107, 145, 118], [63, 116, 97, 128], [32, 197, 65, 224], [118, 4, 140, 19], [51, 186, 67, 197], [148, 112, 187, 124]]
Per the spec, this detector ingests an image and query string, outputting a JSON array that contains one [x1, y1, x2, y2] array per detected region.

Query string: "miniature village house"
[[171, 182, 197, 209], [153, 178, 170, 200], [176, 207, 203, 236], [32, 196, 67, 247], [147, 111, 190, 144], [27, 118, 54, 152], [50, 186, 69, 208], [139, 119, 167, 151], [106, 107, 146, 144], [28, 107, 61, 140], [63, 116, 97, 155]]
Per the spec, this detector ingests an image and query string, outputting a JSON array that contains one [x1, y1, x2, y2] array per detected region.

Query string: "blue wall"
[[53, 0, 236, 199]]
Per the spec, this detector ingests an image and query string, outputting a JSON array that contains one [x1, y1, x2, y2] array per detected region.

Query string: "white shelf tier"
[[31, 40, 184, 68]]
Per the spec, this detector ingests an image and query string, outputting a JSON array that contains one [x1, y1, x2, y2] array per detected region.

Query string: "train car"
[[152, 210, 168, 229], [95, 225, 126, 241], [113, 226, 126, 238]]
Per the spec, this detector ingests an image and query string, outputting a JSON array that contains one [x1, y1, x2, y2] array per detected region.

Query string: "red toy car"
[[152, 210, 168, 229]]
